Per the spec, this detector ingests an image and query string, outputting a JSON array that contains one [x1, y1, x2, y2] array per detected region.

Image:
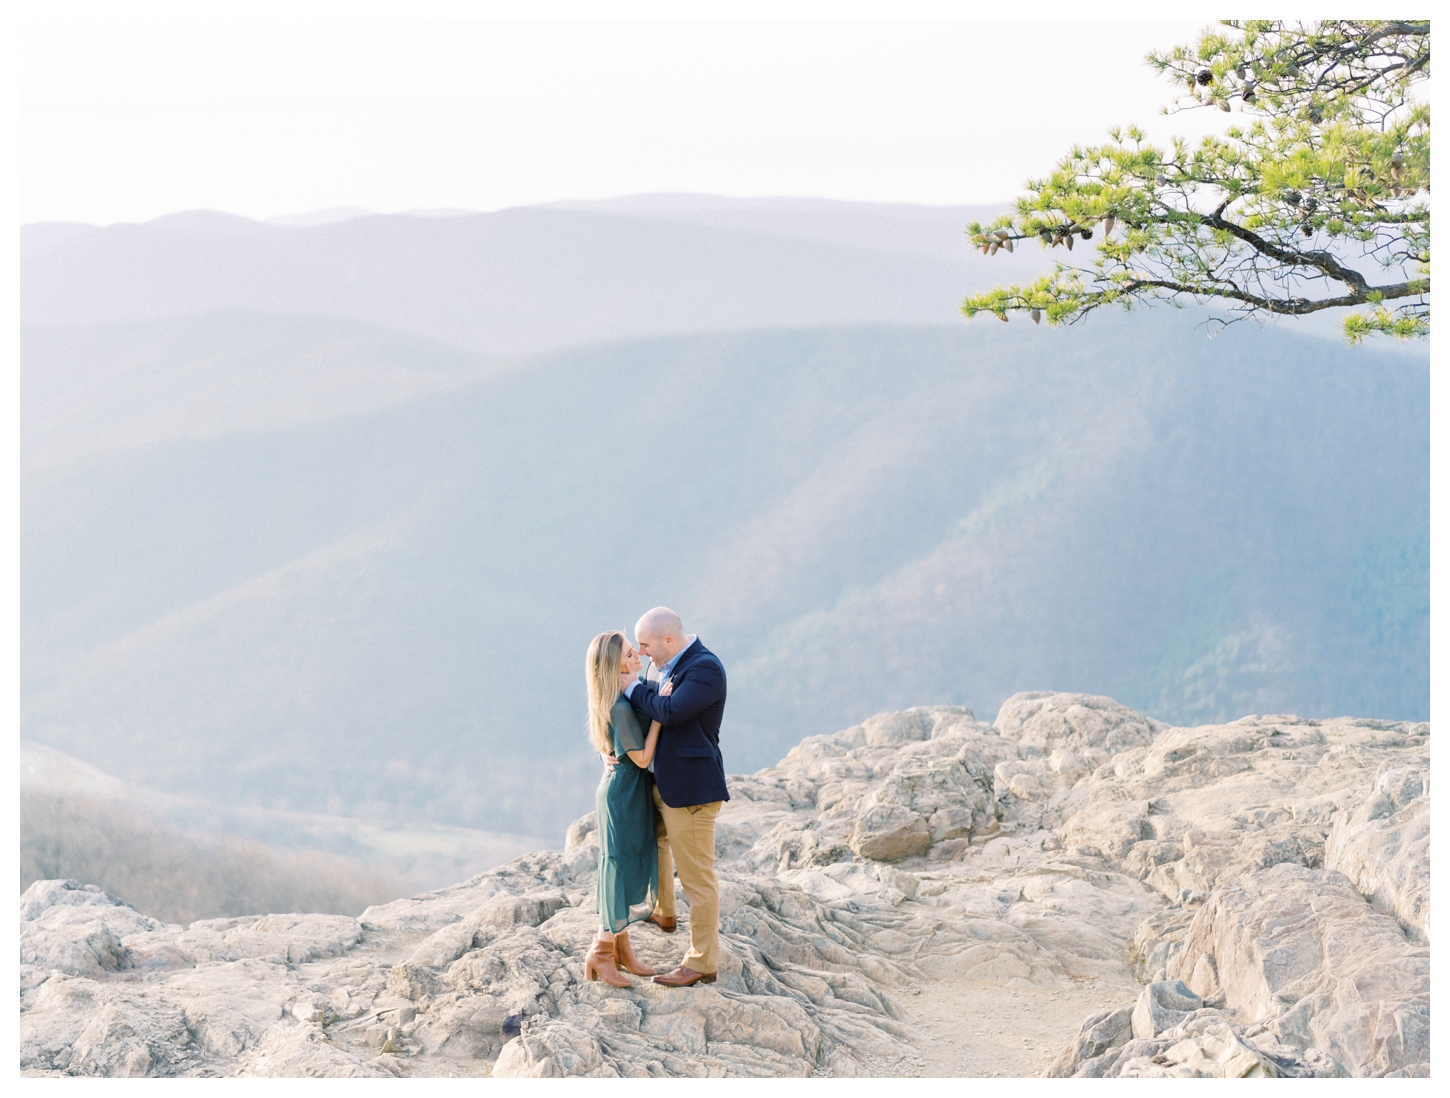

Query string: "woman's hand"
[[660, 680, 673, 697]]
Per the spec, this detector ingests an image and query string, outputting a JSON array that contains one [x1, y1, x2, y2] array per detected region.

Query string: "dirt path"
[[858, 979, 1138, 1078]]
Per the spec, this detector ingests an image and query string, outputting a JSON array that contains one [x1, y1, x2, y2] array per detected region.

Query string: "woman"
[[583, 630, 663, 986]]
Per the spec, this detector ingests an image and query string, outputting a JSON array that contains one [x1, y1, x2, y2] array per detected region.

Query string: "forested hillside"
[[22, 251, 1427, 838]]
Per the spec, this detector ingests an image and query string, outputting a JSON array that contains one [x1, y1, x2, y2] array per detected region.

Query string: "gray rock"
[[1130, 980, 1202, 1039], [1045, 1005, 1132, 1076], [20, 977, 194, 1077], [848, 748, 996, 861], [17, 695, 1432, 1078], [20, 879, 142, 922], [995, 692, 1165, 757], [1126, 903, 1196, 982], [847, 706, 981, 747], [1167, 862, 1429, 1076], [1117, 1016, 1279, 1078], [1325, 757, 1429, 943], [19, 879, 161, 979], [407, 918, 489, 970], [564, 812, 598, 852], [183, 993, 284, 1058], [849, 802, 930, 862], [475, 889, 570, 932]]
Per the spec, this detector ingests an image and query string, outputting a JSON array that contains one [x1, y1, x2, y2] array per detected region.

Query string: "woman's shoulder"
[[610, 695, 636, 717]]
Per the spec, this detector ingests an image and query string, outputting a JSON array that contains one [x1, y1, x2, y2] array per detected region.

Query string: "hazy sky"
[[17, 7, 1232, 225]]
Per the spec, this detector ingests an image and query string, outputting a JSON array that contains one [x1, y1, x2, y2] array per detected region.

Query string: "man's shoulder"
[[680, 642, 724, 676]]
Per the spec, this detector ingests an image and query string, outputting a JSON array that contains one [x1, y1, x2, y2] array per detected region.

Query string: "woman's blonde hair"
[[585, 630, 626, 755]]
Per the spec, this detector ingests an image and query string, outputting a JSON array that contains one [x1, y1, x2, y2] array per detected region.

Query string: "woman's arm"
[[626, 720, 661, 769]]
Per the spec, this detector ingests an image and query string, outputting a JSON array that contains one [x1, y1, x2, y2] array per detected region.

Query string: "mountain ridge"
[[22, 314, 1428, 837], [20, 201, 1050, 356]]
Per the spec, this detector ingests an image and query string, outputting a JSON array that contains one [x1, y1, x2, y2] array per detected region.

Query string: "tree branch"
[[1111, 274, 1427, 316], [1203, 212, 1372, 294]]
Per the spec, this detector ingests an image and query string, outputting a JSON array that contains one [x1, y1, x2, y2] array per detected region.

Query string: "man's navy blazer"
[[630, 639, 730, 809]]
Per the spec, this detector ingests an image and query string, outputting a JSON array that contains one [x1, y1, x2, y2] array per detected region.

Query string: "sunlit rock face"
[[20, 693, 1429, 1078]]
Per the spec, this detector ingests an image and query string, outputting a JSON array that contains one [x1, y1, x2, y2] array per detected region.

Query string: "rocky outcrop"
[[20, 695, 1430, 1077], [1324, 757, 1429, 944], [1169, 864, 1428, 1074], [1048, 979, 1344, 1078]]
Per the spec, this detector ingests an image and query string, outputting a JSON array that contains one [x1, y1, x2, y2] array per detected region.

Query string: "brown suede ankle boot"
[[613, 930, 656, 976], [584, 936, 632, 987]]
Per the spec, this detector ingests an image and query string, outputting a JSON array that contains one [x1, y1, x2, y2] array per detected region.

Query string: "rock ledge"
[[21, 695, 1430, 1077]]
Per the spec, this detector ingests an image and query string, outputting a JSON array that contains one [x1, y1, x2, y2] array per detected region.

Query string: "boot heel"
[[584, 938, 633, 987]]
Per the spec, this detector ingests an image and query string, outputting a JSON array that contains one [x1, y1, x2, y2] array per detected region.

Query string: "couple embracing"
[[583, 607, 728, 990]]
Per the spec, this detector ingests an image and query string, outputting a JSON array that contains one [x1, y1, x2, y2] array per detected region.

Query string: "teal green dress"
[[596, 696, 659, 932]]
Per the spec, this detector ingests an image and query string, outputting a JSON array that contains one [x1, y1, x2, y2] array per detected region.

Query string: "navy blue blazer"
[[630, 639, 729, 809]]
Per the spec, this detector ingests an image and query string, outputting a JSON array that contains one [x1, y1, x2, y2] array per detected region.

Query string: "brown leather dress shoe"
[[652, 966, 716, 988], [646, 913, 677, 933]]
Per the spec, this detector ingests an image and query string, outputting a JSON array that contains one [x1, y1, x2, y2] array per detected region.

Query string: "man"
[[624, 606, 729, 987]]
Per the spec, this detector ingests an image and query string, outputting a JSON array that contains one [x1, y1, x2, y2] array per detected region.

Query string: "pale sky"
[[16, 7, 1232, 226]]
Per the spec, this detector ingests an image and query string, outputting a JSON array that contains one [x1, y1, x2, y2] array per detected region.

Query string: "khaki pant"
[[652, 786, 722, 974]]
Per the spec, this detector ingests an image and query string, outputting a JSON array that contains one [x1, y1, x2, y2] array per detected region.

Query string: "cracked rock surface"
[[20, 692, 1429, 1077]]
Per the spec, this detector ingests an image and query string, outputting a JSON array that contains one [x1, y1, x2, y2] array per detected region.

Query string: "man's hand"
[[602, 752, 619, 769], [618, 669, 635, 693]]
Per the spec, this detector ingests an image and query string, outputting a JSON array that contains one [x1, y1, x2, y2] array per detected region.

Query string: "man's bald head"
[[635, 607, 687, 665], [637, 606, 682, 638]]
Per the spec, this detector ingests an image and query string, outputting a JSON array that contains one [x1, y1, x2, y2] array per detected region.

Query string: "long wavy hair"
[[585, 630, 627, 756]]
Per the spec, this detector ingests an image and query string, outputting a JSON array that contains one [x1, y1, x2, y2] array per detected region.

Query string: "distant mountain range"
[[20, 196, 1048, 357], [21, 197, 1428, 840]]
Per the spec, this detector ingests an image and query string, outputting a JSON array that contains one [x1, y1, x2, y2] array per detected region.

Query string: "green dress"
[[596, 696, 659, 933]]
